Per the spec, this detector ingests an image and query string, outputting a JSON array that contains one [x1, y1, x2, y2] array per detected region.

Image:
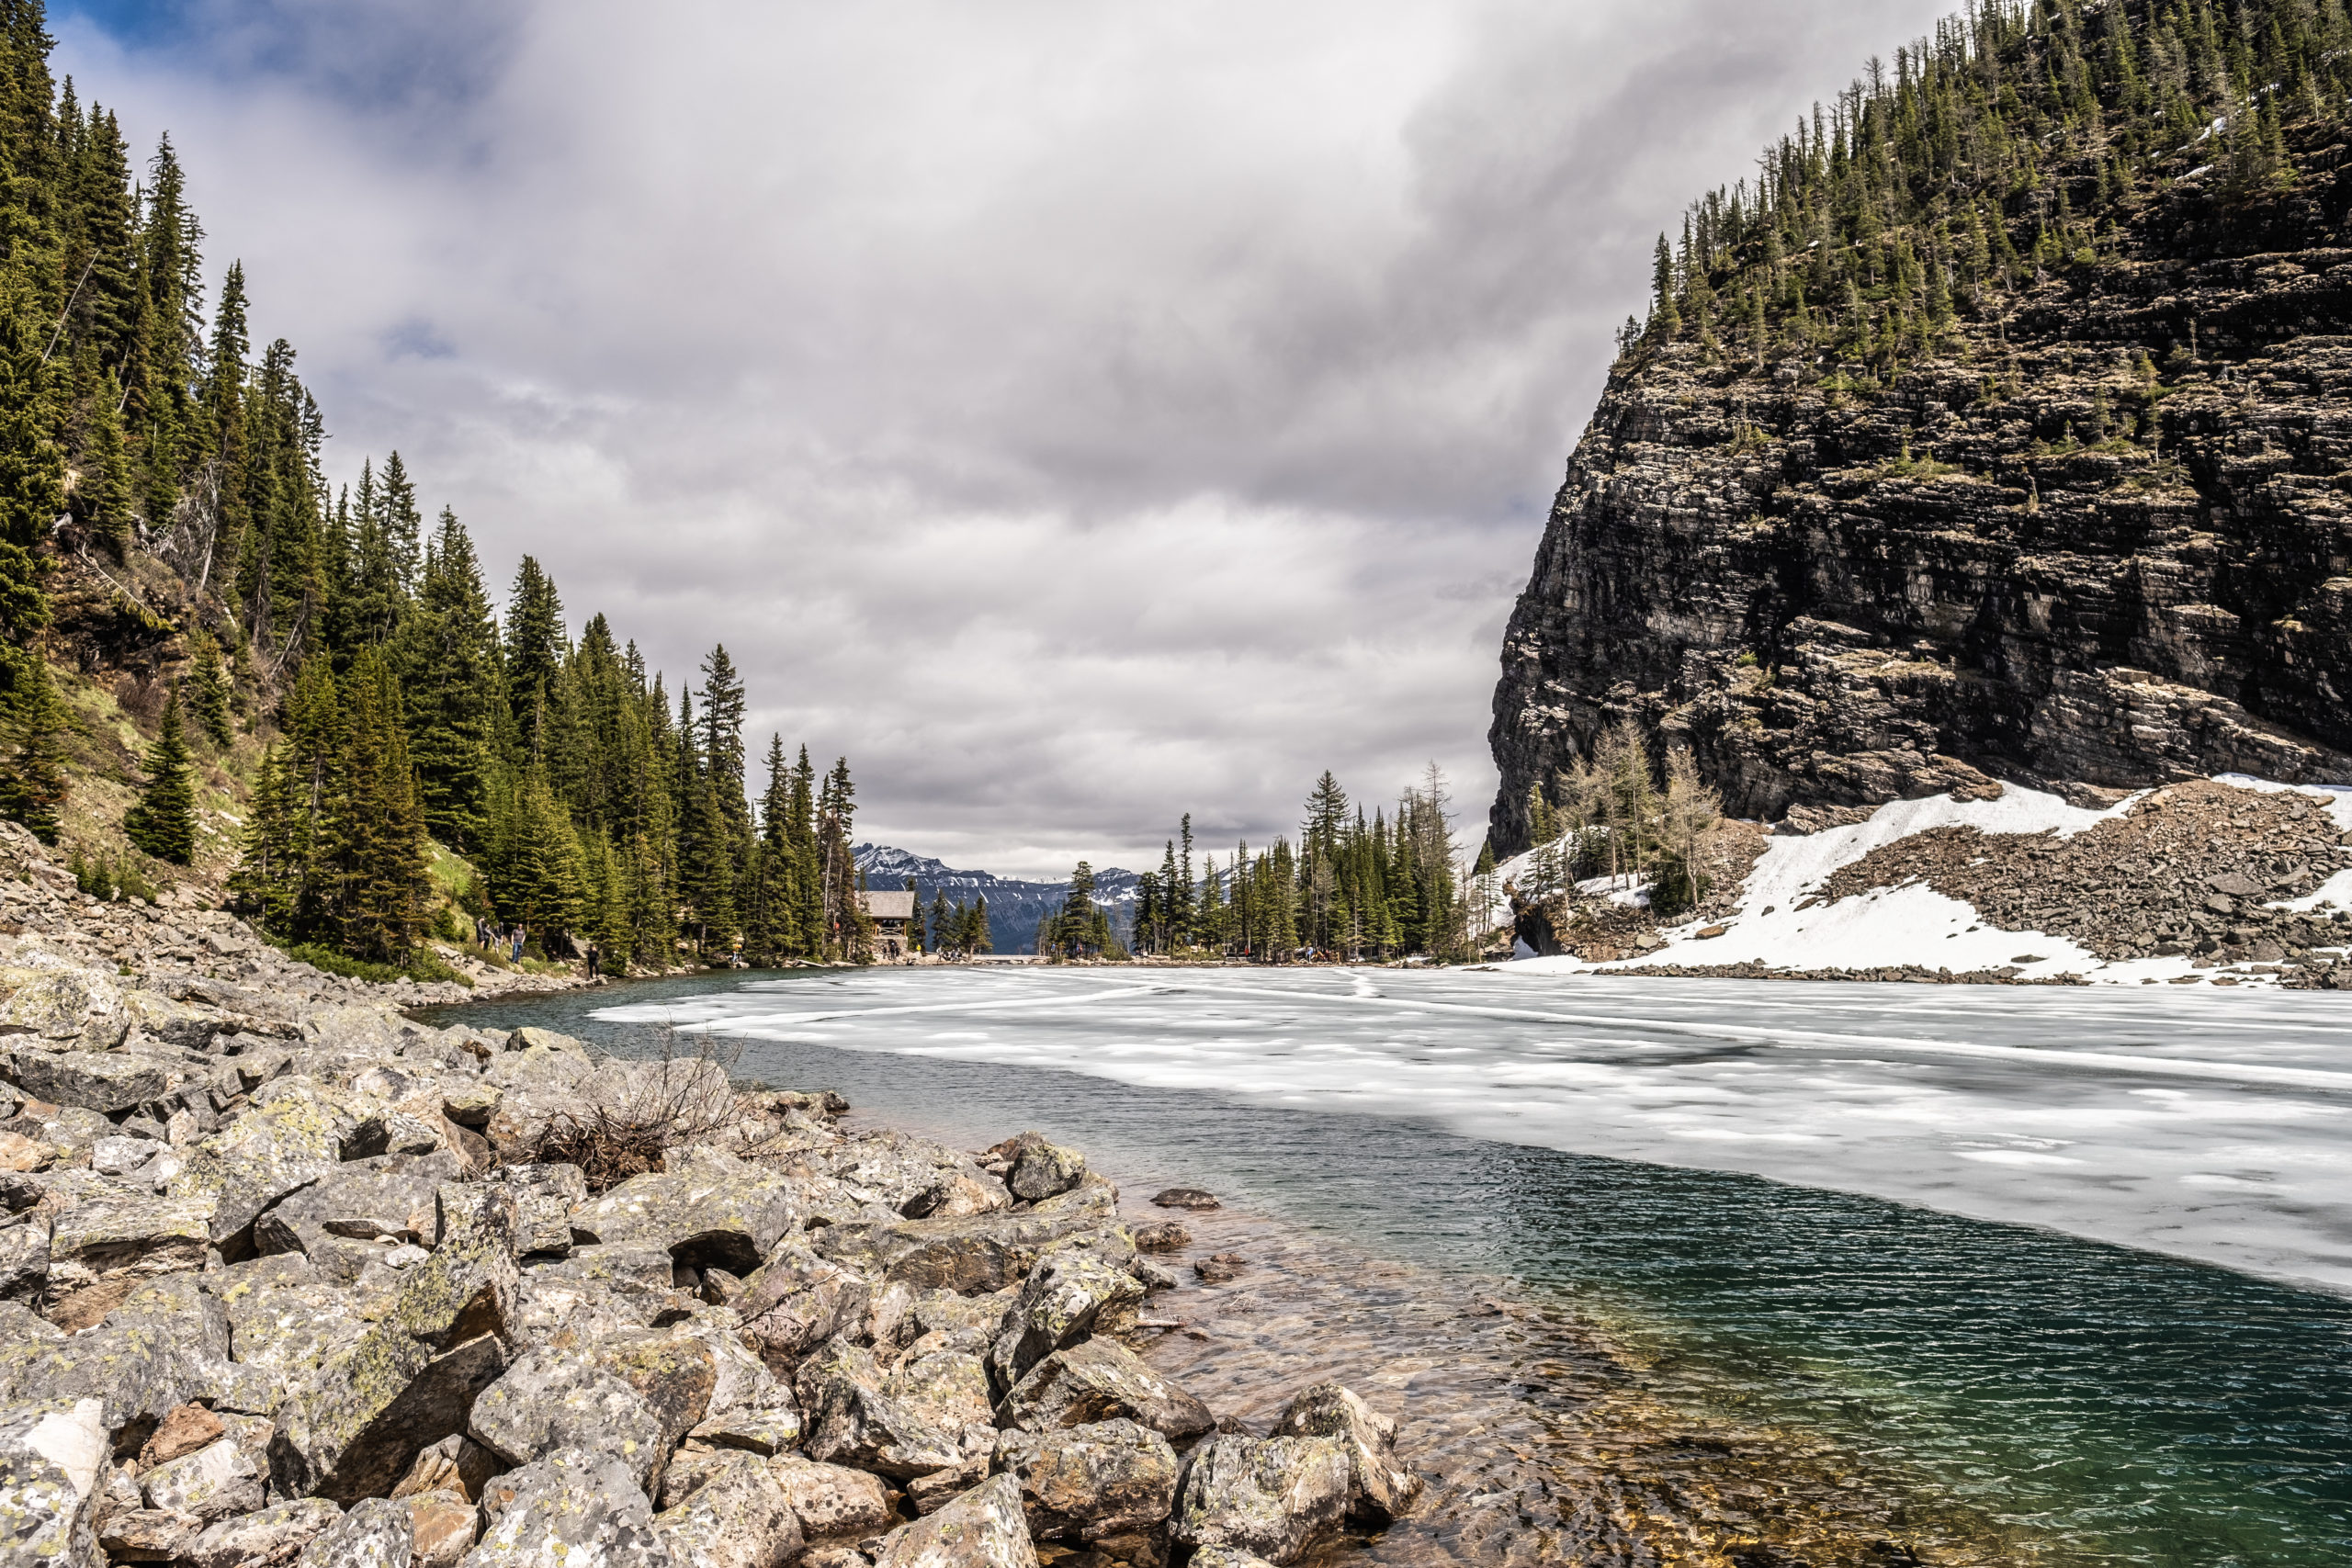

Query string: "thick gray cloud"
[[56, 0, 1947, 876]]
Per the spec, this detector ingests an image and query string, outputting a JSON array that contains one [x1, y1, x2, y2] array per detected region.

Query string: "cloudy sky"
[[53, 0, 1946, 877]]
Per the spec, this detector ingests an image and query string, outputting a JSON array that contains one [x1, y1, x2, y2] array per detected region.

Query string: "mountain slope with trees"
[[1493, 0, 2352, 853], [0, 1, 867, 974]]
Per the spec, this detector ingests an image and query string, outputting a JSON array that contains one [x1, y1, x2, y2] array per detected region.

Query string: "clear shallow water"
[[431, 968, 2352, 1567]]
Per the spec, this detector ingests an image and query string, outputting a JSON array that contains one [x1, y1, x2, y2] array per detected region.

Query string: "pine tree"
[[122, 687, 196, 863], [322, 649, 429, 962], [503, 555, 565, 742], [401, 508, 500, 850]]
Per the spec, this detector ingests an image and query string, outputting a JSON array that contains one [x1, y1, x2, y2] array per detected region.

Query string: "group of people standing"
[[469, 916, 606, 980], [473, 916, 527, 964]]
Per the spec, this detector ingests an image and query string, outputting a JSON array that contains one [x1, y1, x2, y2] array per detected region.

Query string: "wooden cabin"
[[860, 889, 919, 959]]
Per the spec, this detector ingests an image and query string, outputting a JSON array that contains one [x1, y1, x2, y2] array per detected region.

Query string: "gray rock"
[[181, 1496, 344, 1568], [992, 1419, 1180, 1542], [1169, 1435, 1351, 1565], [570, 1149, 802, 1274], [99, 1506, 205, 1562], [514, 1243, 691, 1341], [401, 1490, 478, 1568], [254, 1151, 459, 1259], [1188, 1549, 1280, 1568], [737, 1239, 872, 1371], [493, 1164, 587, 1257], [0, 1396, 106, 1567], [141, 1430, 266, 1521], [684, 1392, 802, 1457], [43, 1180, 214, 1306], [653, 1448, 804, 1568], [796, 1336, 966, 1478], [296, 1495, 416, 1567], [872, 1472, 1037, 1568], [0, 968, 126, 1049], [986, 1248, 1145, 1392], [819, 1130, 1012, 1219], [1271, 1382, 1419, 1520], [467, 1446, 672, 1566], [0, 1213, 46, 1302], [995, 1338, 1214, 1441], [0, 1310, 214, 1435], [768, 1456, 896, 1538], [269, 1184, 521, 1501], [813, 1208, 1122, 1297], [467, 1348, 665, 1492], [999, 1133, 1085, 1203], [170, 1077, 366, 1245], [1148, 1190, 1218, 1212], [10, 1048, 184, 1115]]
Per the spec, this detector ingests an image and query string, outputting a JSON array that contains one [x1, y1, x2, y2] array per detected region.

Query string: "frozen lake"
[[436, 966, 2352, 1563], [597, 966, 2352, 1293]]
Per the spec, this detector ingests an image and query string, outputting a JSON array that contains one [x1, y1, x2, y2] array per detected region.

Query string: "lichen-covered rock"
[[996, 1134, 1084, 1203], [170, 1077, 365, 1246], [796, 1336, 965, 1479], [269, 1184, 521, 1501], [987, 1248, 1145, 1392], [992, 1419, 1180, 1542], [295, 1495, 415, 1567], [181, 1496, 344, 1568], [737, 1240, 871, 1371], [466, 1344, 672, 1493], [493, 1163, 586, 1257], [0, 1309, 215, 1435], [995, 1339, 1214, 1441], [9, 1047, 185, 1115], [0, 1213, 45, 1302], [819, 1131, 1012, 1219], [0, 1397, 105, 1567], [1271, 1382, 1419, 1521], [141, 1427, 266, 1521], [813, 1207, 1121, 1297], [684, 1393, 801, 1457], [1169, 1435, 1351, 1566], [768, 1456, 896, 1538], [872, 1472, 1038, 1568], [99, 1506, 204, 1562], [467, 1446, 672, 1567], [43, 1180, 215, 1306], [569, 1150, 800, 1274], [253, 1154, 461, 1284], [401, 1490, 477, 1568], [514, 1243, 689, 1342], [0, 968, 125, 1049], [653, 1448, 804, 1568]]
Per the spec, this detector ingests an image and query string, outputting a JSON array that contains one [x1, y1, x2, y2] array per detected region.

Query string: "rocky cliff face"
[[1489, 141, 2352, 853]]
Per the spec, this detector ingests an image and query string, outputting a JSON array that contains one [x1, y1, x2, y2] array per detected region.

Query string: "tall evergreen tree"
[[121, 687, 195, 863]]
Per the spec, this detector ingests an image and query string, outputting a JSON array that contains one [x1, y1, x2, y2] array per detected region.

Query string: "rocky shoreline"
[[0, 819, 1419, 1568]]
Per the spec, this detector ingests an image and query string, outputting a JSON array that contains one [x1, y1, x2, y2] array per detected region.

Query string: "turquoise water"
[[429, 970, 2352, 1565]]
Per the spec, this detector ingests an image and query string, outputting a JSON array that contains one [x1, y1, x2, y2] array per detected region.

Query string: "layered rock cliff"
[[1490, 91, 2352, 854]]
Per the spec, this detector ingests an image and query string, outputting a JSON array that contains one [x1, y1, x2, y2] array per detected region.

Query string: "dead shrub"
[[534, 1025, 745, 1192]]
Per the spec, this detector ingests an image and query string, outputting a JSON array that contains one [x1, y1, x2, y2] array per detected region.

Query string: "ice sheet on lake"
[[599, 967, 2352, 1295]]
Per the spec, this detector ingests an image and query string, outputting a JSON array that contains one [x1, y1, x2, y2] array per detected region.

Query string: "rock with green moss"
[[569, 1148, 803, 1277], [994, 1339, 1213, 1442], [986, 1248, 1144, 1393], [653, 1446, 804, 1568], [872, 1472, 1038, 1568], [993, 1419, 1180, 1543], [170, 1077, 368, 1246], [0, 1395, 106, 1567], [268, 1185, 520, 1501], [468, 1445, 669, 1567], [1169, 1435, 1351, 1566]]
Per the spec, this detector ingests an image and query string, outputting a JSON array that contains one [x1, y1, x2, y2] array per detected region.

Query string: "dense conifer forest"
[[1631, 0, 2352, 368], [0, 1, 868, 975]]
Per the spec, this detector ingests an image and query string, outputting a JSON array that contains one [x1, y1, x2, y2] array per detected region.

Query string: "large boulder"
[[0, 1216, 43, 1302], [514, 1244, 688, 1342], [141, 1421, 267, 1521], [0, 968, 126, 1050], [466, 1345, 673, 1494], [795, 1336, 965, 1479], [992, 1419, 1180, 1543], [995, 1339, 1214, 1441], [170, 1077, 368, 1246], [872, 1472, 1038, 1568], [768, 1456, 895, 1539], [1169, 1436, 1351, 1566], [0, 1305, 215, 1436], [269, 1184, 521, 1501], [493, 1164, 586, 1258], [997, 1133, 1085, 1203], [181, 1497, 344, 1568], [569, 1149, 801, 1274], [736, 1240, 871, 1371], [986, 1248, 1144, 1393], [9, 1047, 187, 1115], [653, 1448, 804, 1568], [1271, 1383, 1419, 1521], [818, 1131, 1012, 1219], [813, 1208, 1122, 1297], [467, 1446, 672, 1566], [253, 1152, 464, 1284], [295, 1496, 416, 1567], [40, 1177, 213, 1325], [0, 1396, 106, 1567]]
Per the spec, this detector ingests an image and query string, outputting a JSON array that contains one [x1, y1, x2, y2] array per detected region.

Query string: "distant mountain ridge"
[[852, 844, 1137, 953]]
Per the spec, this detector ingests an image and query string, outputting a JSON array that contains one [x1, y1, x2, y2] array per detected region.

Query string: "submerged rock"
[[1272, 1382, 1420, 1520]]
